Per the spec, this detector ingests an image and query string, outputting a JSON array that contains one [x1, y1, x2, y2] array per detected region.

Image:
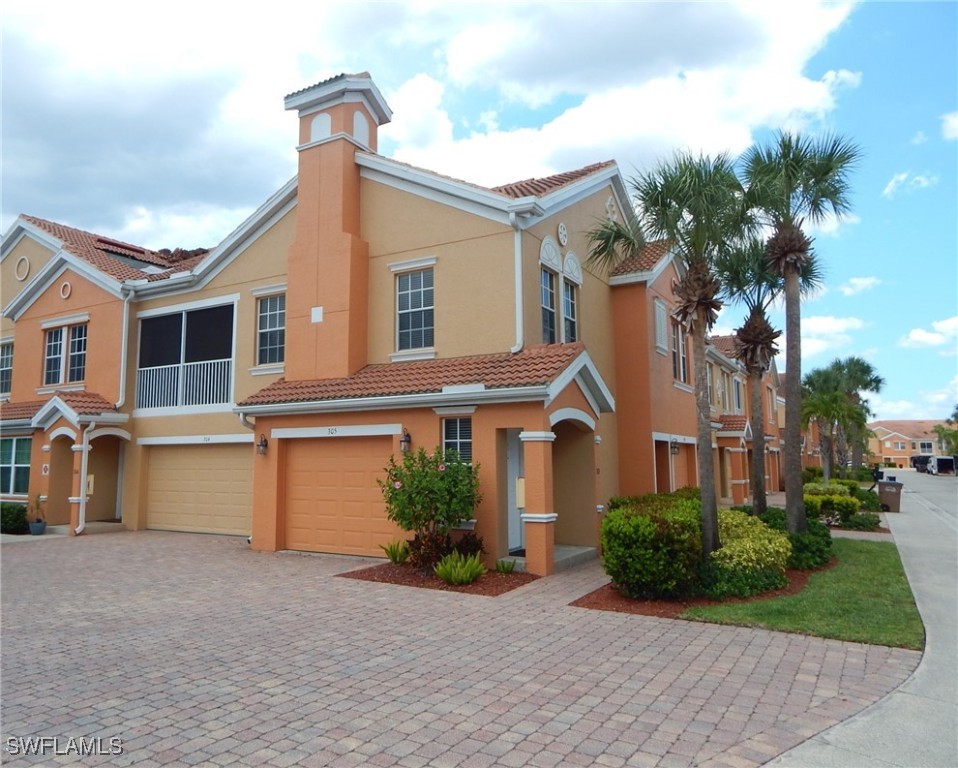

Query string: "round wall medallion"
[[557, 222, 568, 247], [14, 256, 31, 281], [59, 281, 72, 299]]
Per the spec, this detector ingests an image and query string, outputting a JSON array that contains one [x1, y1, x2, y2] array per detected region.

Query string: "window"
[[894, 441, 906, 450], [707, 364, 714, 404], [0, 437, 31, 495], [257, 295, 285, 365], [541, 268, 557, 344], [0, 342, 12, 395], [721, 372, 731, 410], [443, 418, 472, 462], [397, 268, 434, 351], [44, 324, 87, 386], [136, 304, 233, 408], [654, 301, 668, 352], [671, 320, 688, 383], [734, 379, 744, 412], [767, 386, 775, 420], [562, 279, 577, 342], [920, 441, 933, 453]]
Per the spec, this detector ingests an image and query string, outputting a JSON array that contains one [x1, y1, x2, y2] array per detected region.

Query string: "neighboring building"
[[1, 72, 781, 573], [868, 420, 950, 467]]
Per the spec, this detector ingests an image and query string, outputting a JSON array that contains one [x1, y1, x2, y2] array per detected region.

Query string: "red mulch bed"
[[337, 562, 539, 596], [571, 559, 839, 619]]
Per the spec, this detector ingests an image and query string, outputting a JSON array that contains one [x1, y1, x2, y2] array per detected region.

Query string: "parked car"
[[926, 456, 955, 476]]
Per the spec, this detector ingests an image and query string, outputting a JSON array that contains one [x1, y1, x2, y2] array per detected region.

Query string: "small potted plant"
[[28, 496, 46, 536]]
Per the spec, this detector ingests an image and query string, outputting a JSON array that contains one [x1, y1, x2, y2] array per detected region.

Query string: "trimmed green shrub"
[[832, 479, 861, 494], [840, 513, 882, 531], [702, 510, 791, 598], [434, 551, 486, 585], [600, 499, 702, 599], [495, 559, 517, 574], [804, 482, 851, 496], [802, 466, 824, 484], [757, 507, 832, 570], [852, 487, 881, 512], [823, 495, 861, 524], [408, 531, 454, 569], [1, 503, 28, 534], [669, 486, 701, 502], [803, 495, 823, 518]]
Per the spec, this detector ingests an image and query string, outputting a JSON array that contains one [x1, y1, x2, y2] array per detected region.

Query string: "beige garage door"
[[147, 444, 252, 535], [285, 437, 399, 556]]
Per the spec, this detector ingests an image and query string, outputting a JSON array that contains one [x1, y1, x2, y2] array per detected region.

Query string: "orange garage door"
[[284, 437, 401, 556]]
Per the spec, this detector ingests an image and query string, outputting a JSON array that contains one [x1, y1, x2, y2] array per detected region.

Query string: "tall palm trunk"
[[783, 266, 806, 534], [820, 423, 834, 484], [693, 311, 720, 554], [748, 365, 768, 515]]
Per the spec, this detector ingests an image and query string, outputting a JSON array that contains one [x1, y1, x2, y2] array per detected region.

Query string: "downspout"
[[75, 420, 96, 535], [114, 286, 134, 409], [510, 212, 524, 353], [237, 412, 254, 431]]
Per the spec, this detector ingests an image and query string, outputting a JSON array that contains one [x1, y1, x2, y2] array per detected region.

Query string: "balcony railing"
[[136, 359, 232, 409]]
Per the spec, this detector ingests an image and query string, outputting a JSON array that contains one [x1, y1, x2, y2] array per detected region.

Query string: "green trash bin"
[[878, 480, 903, 513]]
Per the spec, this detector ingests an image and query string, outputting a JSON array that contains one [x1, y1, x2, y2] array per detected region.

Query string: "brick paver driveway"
[[1, 532, 919, 767]]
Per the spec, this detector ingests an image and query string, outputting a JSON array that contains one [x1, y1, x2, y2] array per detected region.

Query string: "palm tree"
[[802, 366, 868, 483], [715, 238, 822, 514], [743, 131, 862, 534], [829, 356, 884, 471], [588, 152, 746, 555]]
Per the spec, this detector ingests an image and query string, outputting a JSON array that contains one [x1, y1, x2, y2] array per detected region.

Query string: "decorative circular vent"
[[15, 256, 30, 281], [59, 281, 72, 299]]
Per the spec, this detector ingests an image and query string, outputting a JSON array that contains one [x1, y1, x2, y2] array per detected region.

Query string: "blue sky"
[[2, 0, 955, 419]]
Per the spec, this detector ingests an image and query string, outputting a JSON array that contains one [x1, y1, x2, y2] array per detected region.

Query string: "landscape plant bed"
[[571, 562, 831, 619], [338, 562, 539, 596]]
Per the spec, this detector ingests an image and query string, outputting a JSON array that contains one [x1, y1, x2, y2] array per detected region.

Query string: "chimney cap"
[[284, 72, 392, 125]]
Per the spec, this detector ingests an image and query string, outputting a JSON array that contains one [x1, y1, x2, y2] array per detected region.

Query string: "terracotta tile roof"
[[0, 392, 118, 424], [719, 414, 748, 432], [20, 215, 209, 283], [284, 72, 372, 101], [709, 335, 738, 359], [609, 239, 672, 277], [0, 400, 45, 422], [491, 161, 617, 199], [240, 343, 586, 407], [55, 391, 118, 415], [867, 420, 949, 442]]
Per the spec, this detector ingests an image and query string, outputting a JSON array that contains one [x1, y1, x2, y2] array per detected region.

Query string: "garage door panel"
[[284, 437, 399, 556], [147, 445, 252, 535]]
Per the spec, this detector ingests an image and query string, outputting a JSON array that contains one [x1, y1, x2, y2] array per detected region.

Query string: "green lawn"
[[682, 539, 925, 649]]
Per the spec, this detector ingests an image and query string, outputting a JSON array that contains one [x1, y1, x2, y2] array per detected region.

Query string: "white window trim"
[[654, 300, 668, 354], [389, 256, 437, 274], [40, 312, 90, 330], [395, 267, 435, 353], [256, 293, 286, 367], [389, 348, 437, 362], [43, 323, 87, 388], [539, 237, 583, 343], [137, 293, 240, 319]]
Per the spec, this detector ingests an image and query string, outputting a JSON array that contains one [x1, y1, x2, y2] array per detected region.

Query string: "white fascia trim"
[[1, 219, 64, 261], [250, 365, 285, 377], [251, 283, 288, 297], [296, 131, 368, 154], [549, 407, 596, 431], [652, 432, 696, 445], [137, 433, 254, 446], [0, 420, 32, 431], [442, 384, 485, 394], [389, 256, 437, 273], [137, 293, 240, 319], [433, 406, 477, 415], [236, 385, 551, 417], [88, 427, 132, 441], [132, 403, 235, 418], [134, 179, 298, 299], [6, 257, 123, 321], [284, 75, 392, 124], [706, 345, 741, 370], [78, 413, 128, 426], [357, 154, 541, 224], [40, 312, 91, 330], [545, 351, 615, 413], [673, 382, 694, 395], [49, 426, 79, 442], [271, 423, 402, 440], [533, 166, 624, 219], [607, 247, 676, 287], [717, 430, 746, 438], [31, 397, 79, 430]]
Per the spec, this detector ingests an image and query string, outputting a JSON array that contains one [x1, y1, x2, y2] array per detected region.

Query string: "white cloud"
[[806, 211, 861, 237], [838, 276, 880, 296], [881, 170, 940, 199], [899, 316, 958, 349], [943, 112, 958, 141], [910, 130, 927, 145], [799, 315, 866, 359], [872, 375, 958, 420]]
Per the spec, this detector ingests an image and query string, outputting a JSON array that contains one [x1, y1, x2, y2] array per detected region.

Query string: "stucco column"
[[68, 443, 88, 535], [519, 431, 555, 576], [250, 430, 283, 551], [729, 447, 748, 505]]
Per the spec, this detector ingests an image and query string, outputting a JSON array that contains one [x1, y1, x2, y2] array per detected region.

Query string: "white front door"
[[507, 429, 524, 553]]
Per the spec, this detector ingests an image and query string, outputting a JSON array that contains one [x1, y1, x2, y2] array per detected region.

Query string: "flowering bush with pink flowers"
[[378, 447, 482, 546]]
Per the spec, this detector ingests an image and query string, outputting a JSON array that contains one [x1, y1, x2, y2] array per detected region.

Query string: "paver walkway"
[[2, 531, 919, 767]]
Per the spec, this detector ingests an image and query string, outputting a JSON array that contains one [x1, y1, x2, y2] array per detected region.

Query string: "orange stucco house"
[[1, 72, 776, 574]]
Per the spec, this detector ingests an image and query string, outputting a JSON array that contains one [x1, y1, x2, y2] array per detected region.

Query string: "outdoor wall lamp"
[[399, 428, 412, 453], [256, 434, 269, 455], [670, 438, 680, 455]]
